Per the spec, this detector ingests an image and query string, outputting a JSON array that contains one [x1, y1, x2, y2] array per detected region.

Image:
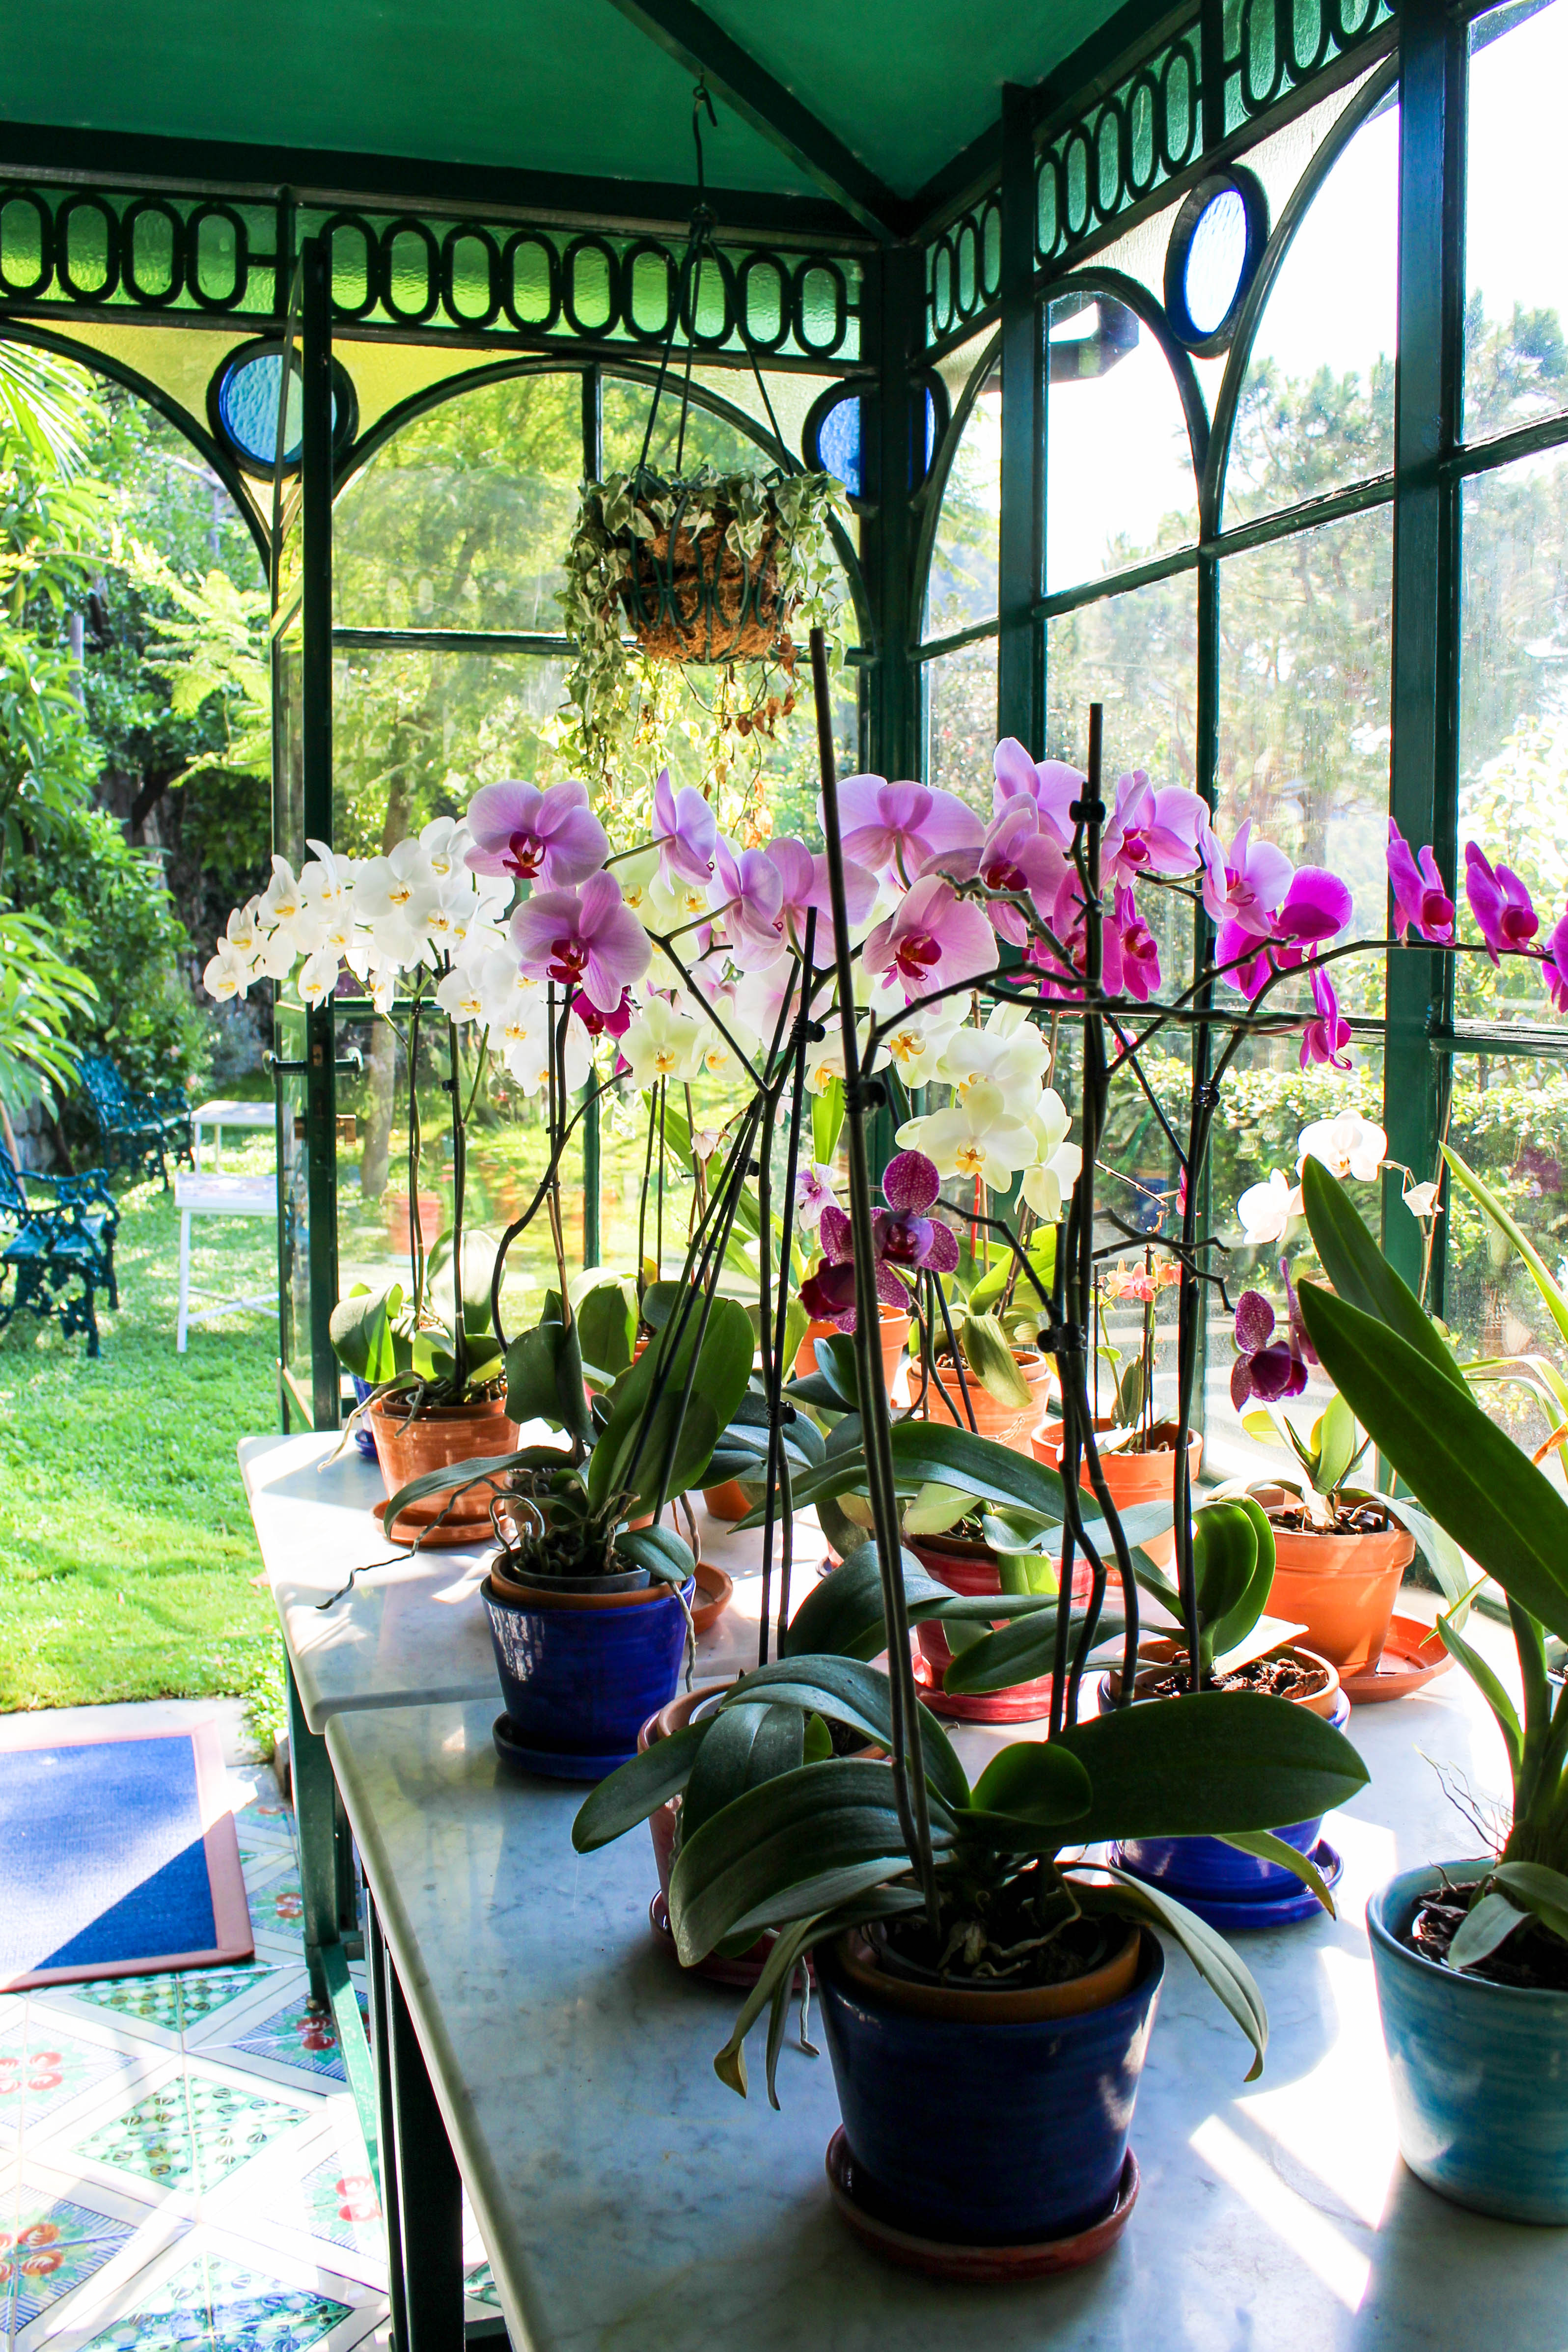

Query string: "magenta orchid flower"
[[862, 873, 999, 1003], [653, 769, 717, 890], [1272, 867, 1353, 950], [1101, 772, 1209, 886], [1465, 842, 1539, 963], [935, 801, 1071, 945], [714, 838, 786, 966], [827, 776, 983, 884], [1113, 884, 1161, 1002], [1023, 868, 1126, 1002], [1387, 821, 1455, 943], [509, 873, 651, 1014], [1231, 1284, 1310, 1409], [465, 779, 609, 887], [571, 984, 635, 1040], [1299, 961, 1351, 1072], [1543, 908, 1568, 1014], [992, 738, 1080, 847], [1200, 819, 1294, 938], [765, 835, 877, 965], [800, 1150, 960, 1329]]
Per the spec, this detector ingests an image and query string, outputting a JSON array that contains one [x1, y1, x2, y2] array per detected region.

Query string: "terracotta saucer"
[[691, 1561, 734, 1635], [825, 2132, 1139, 2280], [911, 1648, 1054, 1723], [372, 1497, 494, 1549], [1340, 1614, 1454, 1705]]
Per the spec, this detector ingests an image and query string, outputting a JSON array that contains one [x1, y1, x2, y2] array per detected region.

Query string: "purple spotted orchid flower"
[[1387, 821, 1456, 943], [827, 776, 984, 885], [653, 768, 718, 891], [862, 873, 999, 1004], [800, 1150, 960, 1330], [465, 778, 609, 888], [1231, 1268, 1317, 1409]]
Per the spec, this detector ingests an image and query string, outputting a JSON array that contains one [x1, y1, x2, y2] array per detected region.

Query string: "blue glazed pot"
[[817, 1927, 1164, 2246], [350, 1376, 378, 1461], [1369, 1859, 1568, 2223], [483, 1572, 693, 1775], [1114, 1810, 1323, 1902]]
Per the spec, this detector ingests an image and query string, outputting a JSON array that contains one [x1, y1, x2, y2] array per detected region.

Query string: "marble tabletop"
[[238, 1431, 823, 1736], [326, 1620, 1567, 2352]]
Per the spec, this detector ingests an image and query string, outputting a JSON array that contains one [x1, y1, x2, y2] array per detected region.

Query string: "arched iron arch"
[[910, 328, 999, 646]]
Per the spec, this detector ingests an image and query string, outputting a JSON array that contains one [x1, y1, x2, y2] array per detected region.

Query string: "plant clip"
[[806, 1019, 828, 1043], [1069, 798, 1107, 825], [847, 1077, 887, 1114], [1037, 1322, 1083, 1355]]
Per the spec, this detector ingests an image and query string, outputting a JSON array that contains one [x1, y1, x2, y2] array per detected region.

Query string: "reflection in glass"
[[333, 372, 581, 633], [1045, 299, 1196, 593], [924, 360, 999, 639], [1458, 445, 1568, 1023], [601, 377, 763, 477], [1442, 1053, 1568, 1451], [1466, 0, 1568, 442], [923, 635, 997, 813], [1216, 505, 1393, 1013], [1225, 103, 1397, 526], [1184, 189, 1249, 336]]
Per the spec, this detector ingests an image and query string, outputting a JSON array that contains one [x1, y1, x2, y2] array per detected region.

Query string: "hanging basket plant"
[[559, 463, 846, 783]]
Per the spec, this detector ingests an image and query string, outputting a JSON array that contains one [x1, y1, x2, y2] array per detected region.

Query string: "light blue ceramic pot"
[[1368, 1859, 1568, 2224]]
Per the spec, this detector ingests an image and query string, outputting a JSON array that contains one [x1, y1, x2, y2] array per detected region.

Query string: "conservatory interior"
[[7, 0, 1568, 2342]]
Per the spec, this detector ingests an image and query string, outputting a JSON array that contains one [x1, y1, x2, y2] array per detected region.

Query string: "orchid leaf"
[[1492, 1861, 1568, 1946], [1217, 1830, 1337, 1915], [572, 1722, 708, 1851], [1050, 1689, 1367, 1842], [1299, 1156, 1466, 1390], [1447, 1890, 1527, 1972], [1091, 1867, 1268, 2078]]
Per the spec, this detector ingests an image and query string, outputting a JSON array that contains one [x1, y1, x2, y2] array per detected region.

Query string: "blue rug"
[[0, 1721, 254, 1990]]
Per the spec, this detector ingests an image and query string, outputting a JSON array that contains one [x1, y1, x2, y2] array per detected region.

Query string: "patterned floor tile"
[[0, 2188, 137, 2336], [463, 2262, 500, 2311], [244, 1885, 303, 1955], [218, 1993, 367, 2091], [76, 2248, 357, 2352], [70, 2077, 309, 2198], [232, 1799, 294, 1853], [293, 2158, 381, 2266], [0, 2024, 144, 2152]]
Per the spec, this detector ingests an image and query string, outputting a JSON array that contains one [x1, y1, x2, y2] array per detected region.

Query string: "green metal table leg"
[[286, 1658, 357, 2002]]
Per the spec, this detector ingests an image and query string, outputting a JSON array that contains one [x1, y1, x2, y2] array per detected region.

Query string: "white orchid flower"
[[621, 996, 704, 1088], [436, 963, 486, 1024], [500, 1009, 589, 1096], [897, 1079, 1037, 1186], [872, 977, 962, 1086], [354, 841, 430, 925], [251, 927, 300, 982], [300, 838, 352, 914], [795, 1161, 838, 1233], [1402, 1175, 1443, 1219], [476, 948, 542, 1029], [223, 899, 264, 955], [1019, 1091, 1082, 1220], [419, 816, 472, 882], [259, 855, 302, 924], [1237, 1167, 1302, 1243], [203, 938, 256, 1001], [616, 846, 660, 914], [1296, 1112, 1387, 1184], [297, 945, 343, 1008], [937, 1003, 1052, 1115]]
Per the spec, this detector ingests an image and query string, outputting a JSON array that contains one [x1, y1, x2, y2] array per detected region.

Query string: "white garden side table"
[[174, 1170, 276, 1350], [191, 1095, 275, 1170]]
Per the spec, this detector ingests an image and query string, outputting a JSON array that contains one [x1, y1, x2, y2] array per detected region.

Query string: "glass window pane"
[[1046, 297, 1197, 592], [1442, 1051, 1568, 1448], [1458, 445, 1568, 1024], [1224, 102, 1397, 526], [1047, 575, 1199, 999], [923, 635, 996, 811], [333, 372, 582, 632], [332, 647, 567, 853], [601, 376, 766, 476], [1466, 0, 1568, 442], [923, 358, 999, 639], [1217, 506, 1393, 1017]]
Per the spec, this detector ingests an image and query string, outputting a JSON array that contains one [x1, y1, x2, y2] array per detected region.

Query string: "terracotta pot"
[[1264, 1522, 1415, 1675], [907, 1534, 1056, 1723], [794, 1303, 909, 1384], [702, 1478, 754, 1522], [1103, 1638, 1343, 1721], [367, 1393, 519, 1525], [1032, 1416, 1200, 1570], [383, 1189, 442, 1250], [922, 1349, 1050, 1445]]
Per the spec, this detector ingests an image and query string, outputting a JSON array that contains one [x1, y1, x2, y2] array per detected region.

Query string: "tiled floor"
[[0, 1771, 493, 2352]]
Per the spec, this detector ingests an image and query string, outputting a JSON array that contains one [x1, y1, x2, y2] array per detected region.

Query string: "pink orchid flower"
[[1545, 909, 1568, 1014], [1028, 868, 1126, 1001], [465, 779, 608, 888], [714, 839, 786, 966], [1101, 772, 1209, 886], [509, 873, 651, 1014], [763, 836, 878, 965], [862, 874, 999, 1004], [826, 776, 983, 885], [1113, 884, 1161, 1002], [1387, 821, 1455, 943], [1200, 819, 1294, 938], [1299, 961, 1351, 1072], [653, 768, 717, 890], [800, 1151, 959, 1330], [1465, 842, 1539, 962], [992, 737, 1081, 848]]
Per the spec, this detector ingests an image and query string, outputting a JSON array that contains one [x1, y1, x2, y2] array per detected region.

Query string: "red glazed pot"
[[907, 1534, 1056, 1723], [640, 1684, 774, 1984]]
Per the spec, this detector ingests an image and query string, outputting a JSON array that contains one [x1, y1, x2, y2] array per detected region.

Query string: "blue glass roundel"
[[1183, 188, 1249, 339], [817, 395, 861, 495], [217, 347, 305, 471]]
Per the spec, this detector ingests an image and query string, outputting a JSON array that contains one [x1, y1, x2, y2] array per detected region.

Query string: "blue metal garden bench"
[[0, 1146, 120, 1356], [79, 1053, 194, 1187]]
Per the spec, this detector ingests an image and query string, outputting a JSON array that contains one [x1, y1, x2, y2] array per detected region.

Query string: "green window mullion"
[[301, 235, 341, 1431]]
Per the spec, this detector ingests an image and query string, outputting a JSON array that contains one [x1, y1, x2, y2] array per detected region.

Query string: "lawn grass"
[[0, 1157, 283, 1716]]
